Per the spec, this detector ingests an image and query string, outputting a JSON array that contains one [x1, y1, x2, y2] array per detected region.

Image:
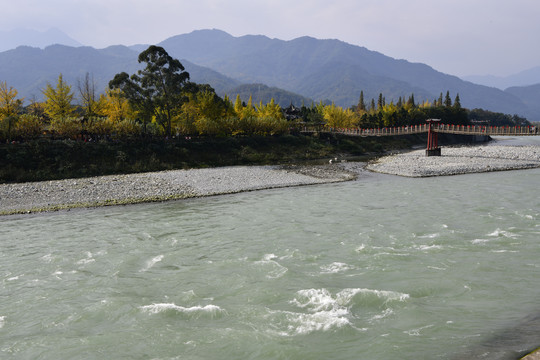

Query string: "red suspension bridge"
[[300, 119, 539, 156]]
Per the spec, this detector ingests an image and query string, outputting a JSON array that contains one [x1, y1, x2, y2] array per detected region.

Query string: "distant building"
[[282, 103, 301, 121]]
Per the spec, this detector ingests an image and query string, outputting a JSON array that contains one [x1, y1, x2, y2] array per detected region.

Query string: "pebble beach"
[[366, 144, 540, 177], [0, 165, 358, 215], [1, 140, 540, 215]]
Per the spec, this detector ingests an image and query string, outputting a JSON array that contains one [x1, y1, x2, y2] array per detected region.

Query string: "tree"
[[444, 91, 452, 107], [42, 74, 75, 119], [0, 82, 23, 141], [78, 72, 103, 118], [377, 93, 385, 111], [0, 81, 23, 119], [109, 45, 190, 136], [406, 94, 415, 108], [453, 93, 461, 109], [357, 91, 366, 112], [101, 88, 135, 122], [256, 98, 283, 119]]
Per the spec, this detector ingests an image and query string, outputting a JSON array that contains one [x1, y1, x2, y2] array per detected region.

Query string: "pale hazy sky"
[[2, 0, 539, 77]]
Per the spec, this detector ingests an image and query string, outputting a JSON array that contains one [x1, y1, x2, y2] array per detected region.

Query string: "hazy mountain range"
[[1, 28, 539, 121], [463, 67, 540, 90], [0, 28, 82, 52]]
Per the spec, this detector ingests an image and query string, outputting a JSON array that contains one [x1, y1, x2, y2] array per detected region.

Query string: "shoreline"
[[366, 144, 540, 177], [0, 164, 360, 216], [2, 143, 540, 216]]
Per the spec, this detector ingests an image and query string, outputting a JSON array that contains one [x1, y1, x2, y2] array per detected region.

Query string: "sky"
[[2, 0, 540, 77]]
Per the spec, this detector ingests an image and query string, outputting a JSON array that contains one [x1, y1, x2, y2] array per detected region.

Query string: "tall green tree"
[[377, 93, 385, 111], [444, 91, 452, 107], [42, 74, 74, 119], [109, 45, 190, 136], [453, 93, 461, 109], [406, 94, 415, 108], [357, 91, 366, 112]]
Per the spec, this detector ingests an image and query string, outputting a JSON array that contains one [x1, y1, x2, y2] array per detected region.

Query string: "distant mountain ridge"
[[462, 67, 540, 90], [0, 29, 538, 121], [0, 44, 243, 102], [0, 28, 82, 52], [158, 29, 535, 119]]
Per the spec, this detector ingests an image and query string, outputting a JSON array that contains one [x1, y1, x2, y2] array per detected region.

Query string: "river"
[[1, 136, 539, 359]]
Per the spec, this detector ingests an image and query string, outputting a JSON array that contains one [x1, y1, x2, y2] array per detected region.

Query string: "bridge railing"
[[301, 124, 431, 136], [435, 124, 538, 135], [300, 124, 538, 136]]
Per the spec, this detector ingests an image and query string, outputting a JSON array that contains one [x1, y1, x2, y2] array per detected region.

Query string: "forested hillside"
[[0, 29, 537, 120], [158, 29, 532, 119]]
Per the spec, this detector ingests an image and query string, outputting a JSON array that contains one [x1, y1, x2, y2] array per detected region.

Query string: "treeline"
[[0, 46, 530, 143], [299, 91, 469, 129]]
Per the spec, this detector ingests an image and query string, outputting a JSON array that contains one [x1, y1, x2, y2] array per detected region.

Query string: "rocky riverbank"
[[366, 145, 540, 177], [2, 142, 539, 215], [0, 165, 358, 215]]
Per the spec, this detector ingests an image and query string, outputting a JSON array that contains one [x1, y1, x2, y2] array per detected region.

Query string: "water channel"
[[1, 136, 539, 359]]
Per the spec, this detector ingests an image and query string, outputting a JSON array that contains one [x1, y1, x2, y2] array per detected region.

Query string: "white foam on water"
[[417, 233, 441, 239], [471, 238, 490, 245], [487, 228, 519, 239], [274, 287, 410, 336], [262, 253, 277, 261], [291, 289, 338, 311], [416, 244, 443, 251], [286, 308, 350, 335], [140, 254, 164, 272], [369, 308, 394, 322], [76, 258, 95, 265], [404, 324, 434, 336], [427, 265, 447, 271], [320, 262, 354, 274], [342, 288, 410, 305], [514, 210, 535, 220], [76, 251, 95, 265], [0, 316, 4, 328], [277, 289, 351, 335], [355, 243, 366, 252], [140, 303, 224, 317], [255, 254, 288, 279]]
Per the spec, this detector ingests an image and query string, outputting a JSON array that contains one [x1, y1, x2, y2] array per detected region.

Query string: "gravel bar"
[[0, 165, 357, 215], [366, 145, 540, 177], [2, 144, 539, 215]]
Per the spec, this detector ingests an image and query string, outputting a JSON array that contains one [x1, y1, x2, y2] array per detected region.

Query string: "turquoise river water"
[[1, 137, 540, 359]]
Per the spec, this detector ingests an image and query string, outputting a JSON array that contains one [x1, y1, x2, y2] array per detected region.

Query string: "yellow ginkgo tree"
[[42, 74, 75, 119], [0, 81, 24, 140]]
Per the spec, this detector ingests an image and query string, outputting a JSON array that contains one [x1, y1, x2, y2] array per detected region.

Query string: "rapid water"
[[1, 137, 540, 359]]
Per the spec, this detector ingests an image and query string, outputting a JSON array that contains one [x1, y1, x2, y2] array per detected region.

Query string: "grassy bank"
[[1, 132, 484, 184]]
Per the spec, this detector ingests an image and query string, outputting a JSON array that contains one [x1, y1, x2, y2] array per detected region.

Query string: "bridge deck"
[[301, 124, 538, 137]]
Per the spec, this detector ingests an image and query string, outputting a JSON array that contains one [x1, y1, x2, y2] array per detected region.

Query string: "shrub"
[[15, 115, 43, 139], [85, 117, 114, 137], [114, 119, 141, 139], [0, 116, 17, 141], [50, 117, 82, 139]]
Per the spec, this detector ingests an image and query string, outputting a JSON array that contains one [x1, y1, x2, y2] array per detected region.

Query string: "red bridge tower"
[[426, 118, 441, 156]]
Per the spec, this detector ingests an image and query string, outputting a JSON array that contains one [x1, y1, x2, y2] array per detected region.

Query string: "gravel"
[[0, 165, 356, 215], [2, 144, 538, 215], [366, 145, 540, 177]]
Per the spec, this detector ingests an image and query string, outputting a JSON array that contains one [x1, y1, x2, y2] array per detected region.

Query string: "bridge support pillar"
[[426, 119, 441, 157]]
